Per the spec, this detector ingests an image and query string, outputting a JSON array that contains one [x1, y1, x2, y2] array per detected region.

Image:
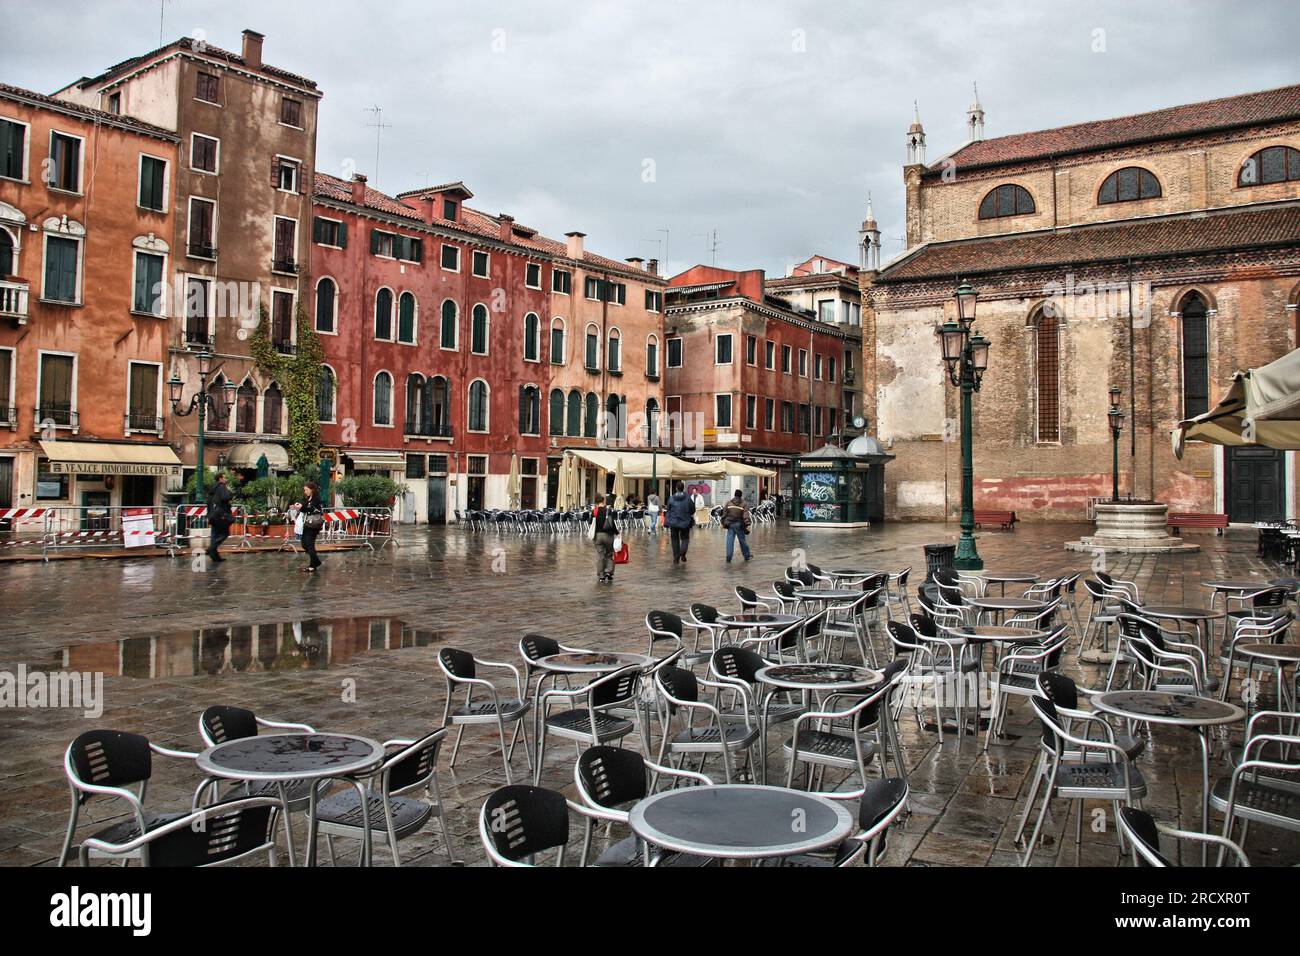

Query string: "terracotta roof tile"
[[875, 203, 1300, 283], [0, 82, 178, 140], [931, 84, 1300, 173]]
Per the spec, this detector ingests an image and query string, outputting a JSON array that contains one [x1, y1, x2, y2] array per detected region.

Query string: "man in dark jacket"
[[664, 480, 695, 565], [721, 490, 753, 563], [206, 472, 234, 563]]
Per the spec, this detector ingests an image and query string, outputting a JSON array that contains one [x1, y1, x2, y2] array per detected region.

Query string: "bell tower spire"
[[967, 83, 985, 142], [906, 101, 926, 166]]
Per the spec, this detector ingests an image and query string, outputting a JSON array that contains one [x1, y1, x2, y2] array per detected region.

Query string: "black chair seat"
[[543, 709, 635, 739], [783, 729, 879, 764], [1153, 673, 1219, 693], [315, 789, 432, 836], [1055, 762, 1147, 798], [594, 835, 713, 867], [86, 811, 189, 849], [1210, 776, 1300, 828], [671, 723, 759, 747], [452, 699, 530, 720]]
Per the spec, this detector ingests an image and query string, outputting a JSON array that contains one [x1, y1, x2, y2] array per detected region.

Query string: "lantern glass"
[[197, 350, 214, 377], [1109, 385, 1122, 412], [970, 333, 991, 373], [936, 321, 964, 363], [222, 380, 238, 411], [955, 281, 978, 326], [167, 375, 184, 406]]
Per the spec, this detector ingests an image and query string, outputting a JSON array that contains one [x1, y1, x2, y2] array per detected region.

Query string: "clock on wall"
[[852, 416, 867, 430]]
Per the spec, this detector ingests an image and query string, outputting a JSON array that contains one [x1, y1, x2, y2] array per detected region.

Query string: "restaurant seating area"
[[51, 547, 1300, 868]]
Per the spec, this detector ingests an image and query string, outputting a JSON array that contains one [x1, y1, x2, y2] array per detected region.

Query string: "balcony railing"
[[272, 339, 296, 356], [187, 240, 217, 260], [184, 328, 215, 349], [0, 280, 30, 323], [126, 411, 163, 433], [37, 404, 78, 429], [0, 402, 13, 427], [271, 257, 299, 274], [404, 420, 453, 439]]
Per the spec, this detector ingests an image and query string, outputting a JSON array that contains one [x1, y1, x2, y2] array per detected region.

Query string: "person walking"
[[664, 480, 694, 565], [645, 491, 661, 534], [591, 493, 619, 582], [290, 481, 325, 573], [721, 489, 753, 563], [205, 472, 234, 564]]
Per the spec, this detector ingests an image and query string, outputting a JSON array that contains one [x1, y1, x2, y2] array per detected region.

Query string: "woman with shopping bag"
[[591, 493, 621, 583]]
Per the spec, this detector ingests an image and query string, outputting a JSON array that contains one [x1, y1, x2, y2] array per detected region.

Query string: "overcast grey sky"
[[9, 1, 1298, 276]]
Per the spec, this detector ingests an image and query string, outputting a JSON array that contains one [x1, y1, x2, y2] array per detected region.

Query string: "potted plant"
[[337, 474, 399, 534]]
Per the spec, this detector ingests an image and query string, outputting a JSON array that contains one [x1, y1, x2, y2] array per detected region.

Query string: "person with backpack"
[[664, 480, 694, 565], [591, 493, 619, 582], [205, 472, 234, 564], [721, 489, 753, 563]]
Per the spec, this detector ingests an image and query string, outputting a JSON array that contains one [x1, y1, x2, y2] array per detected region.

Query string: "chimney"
[[241, 30, 264, 70], [646, 259, 659, 276], [565, 231, 585, 260], [498, 214, 514, 242], [350, 173, 367, 205], [625, 257, 644, 269]]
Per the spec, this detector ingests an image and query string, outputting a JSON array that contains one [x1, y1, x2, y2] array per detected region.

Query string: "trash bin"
[[922, 544, 956, 604]]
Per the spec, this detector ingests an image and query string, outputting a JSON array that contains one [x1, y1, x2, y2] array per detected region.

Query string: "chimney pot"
[[241, 29, 264, 70], [498, 214, 514, 241], [564, 231, 585, 260], [350, 173, 367, 205], [646, 259, 659, 276]]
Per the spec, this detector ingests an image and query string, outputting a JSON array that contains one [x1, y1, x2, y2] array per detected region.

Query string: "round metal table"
[[952, 625, 1047, 645], [980, 572, 1039, 596], [628, 784, 854, 861], [1093, 690, 1244, 864], [825, 568, 888, 587], [966, 596, 1045, 624], [715, 612, 803, 630], [197, 733, 385, 866], [1137, 604, 1225, 656], [533, 651, 651, 673], [793, 588, 862, 603]]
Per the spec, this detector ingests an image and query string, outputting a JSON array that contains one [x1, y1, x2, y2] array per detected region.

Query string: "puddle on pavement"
[[53, 618, 446, 679]]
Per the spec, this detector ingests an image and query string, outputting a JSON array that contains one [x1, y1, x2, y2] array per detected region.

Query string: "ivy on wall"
[[249, 305, 323, 472]]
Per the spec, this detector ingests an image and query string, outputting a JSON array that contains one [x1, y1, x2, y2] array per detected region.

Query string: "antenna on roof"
[[158, 0, 168, 46], [364, 106, 392, 189]]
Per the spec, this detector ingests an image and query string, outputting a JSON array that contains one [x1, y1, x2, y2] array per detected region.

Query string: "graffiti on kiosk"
[[802, 502, 839, 521], [799, 472, 835, 501], [685, 483, 712, 498]]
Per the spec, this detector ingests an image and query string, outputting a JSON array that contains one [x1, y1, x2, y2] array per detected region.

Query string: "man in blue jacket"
[[664, 480, 695, 564]]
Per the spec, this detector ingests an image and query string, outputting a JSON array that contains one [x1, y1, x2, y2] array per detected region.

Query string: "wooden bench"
[[1168, 512, 1229, 535], [973, 509, 1018, 531]]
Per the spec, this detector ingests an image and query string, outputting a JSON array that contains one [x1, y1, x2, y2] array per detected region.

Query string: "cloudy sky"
[[9, 1, 1298, 276]]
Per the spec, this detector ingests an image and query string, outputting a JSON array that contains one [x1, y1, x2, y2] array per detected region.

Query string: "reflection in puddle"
[[58, 618, 445, 678]]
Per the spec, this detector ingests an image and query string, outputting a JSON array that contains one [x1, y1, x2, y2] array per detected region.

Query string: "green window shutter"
[[337, 220, 348, 248], [370, 229, 382, 254], [133, 253, 149, 311], [410, 238, 423, 262], [313, 217, 325, 243]]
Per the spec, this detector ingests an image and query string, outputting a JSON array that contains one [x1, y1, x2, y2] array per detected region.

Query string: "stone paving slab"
[[0, 519, 1296, 867]]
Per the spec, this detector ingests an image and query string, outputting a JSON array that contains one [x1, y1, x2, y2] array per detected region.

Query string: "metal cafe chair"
[[1081, 577, 1123, 657], [645, 609, 687, 659], [886, 619, 947, 739], [786, 566, 820, 589], [823, 588, 881, 666], [518, 632, 587, 702], [1034, 672, 1145, 764], [1118, 806, 1249, 867], [437, 647, 534, 783], [984, 625, 1071, 749], [59, 729, 201, 867], [478, 783, 628, 867], [573, 746, 714, 867], [314, 728, 453, 867], [772, 579, 800, 613], [1219, 614, 1292, 705], [710, 645, 808, 784], [1017, 695, 1146, 866], [684, 602, 727, 667], [779, 777, 910, 868], [735, 584, 777, 615], [887, 566, 913, 616], [1210, 710, 1300, 862], [1117, 613, 1216, 697], [654, 664, 761, 783], [76, 796, 287, 868], [534, 664, 643, 786]]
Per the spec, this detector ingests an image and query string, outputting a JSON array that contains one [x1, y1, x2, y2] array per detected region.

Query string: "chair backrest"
[[148, 798, 277, 867], [480, 785, 569, 864], [711, 645, 765, 684], [1252, 586, 1289, 609], [857, 777, 908, 845], [909, 612, 937, 638], [787, 568, 816, 588], [384, 728, 448, 795], [895, 567, 910, 587], [520, 633, 560, 663], [1029, 695, 1065, 755], [199, 705, 259, 745], [805, 563, 823, 576], [590, 665, 641, 708], [67, 730, 153, 801], [862, 573, 890, 592], [1082, 578, 1107, 600], [773, 580, 797, 600], [861, 586, 886, 609], [1035, 671, 1079, 710], [657, 665, 699, 704], [690, 602, 719, 624], [735, 585, 760, 607], [646, 610, 684, 644], [576, 746, 648, 808], [886, 619, 921, 651], [438, 647, 476, 681], [1118, 807, 1171, 867]]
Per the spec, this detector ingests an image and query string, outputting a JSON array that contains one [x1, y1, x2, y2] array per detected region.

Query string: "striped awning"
[[39, 440, 182, 476]]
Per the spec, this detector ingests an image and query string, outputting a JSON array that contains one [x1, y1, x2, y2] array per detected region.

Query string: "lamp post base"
[[954, 532, 983, 571]]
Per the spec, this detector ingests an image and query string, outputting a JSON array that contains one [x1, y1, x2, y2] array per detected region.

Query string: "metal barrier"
[[308, 507, 396, 552], [0, 507, 55, 556], [39, 505, 175, 560]]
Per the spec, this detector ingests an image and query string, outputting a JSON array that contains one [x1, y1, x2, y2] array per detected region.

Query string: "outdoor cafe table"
[[628, 784, 854, 862], [966, 596, 1045, 625], [953, 625, 1047, 668], [979, 572, 1039, 596], [825, 568, 887, 587], [1136, 604, 1225, 656], [533, 651, 652, 674], [715, 612, 803, 631], [196, 732, 385, 867], [1233, 643, 1300, 717], [1200, 580, 1269, 642], [1093, 691, 1245, 864], [793, 588, 862, 604]]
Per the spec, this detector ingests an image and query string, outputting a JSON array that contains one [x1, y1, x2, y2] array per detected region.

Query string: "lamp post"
[[936, 281, 992, 571], [167, 350, 236, 503], [1108, 386, 1125, 502]]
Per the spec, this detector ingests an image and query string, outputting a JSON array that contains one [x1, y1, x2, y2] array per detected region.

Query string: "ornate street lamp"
[[1108, 386, 1125, 502], [167, 350, 236, 502], [935, 281, 992, 570]]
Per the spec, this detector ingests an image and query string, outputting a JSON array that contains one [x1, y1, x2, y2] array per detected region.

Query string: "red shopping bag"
[[613, 542, 630, 564]]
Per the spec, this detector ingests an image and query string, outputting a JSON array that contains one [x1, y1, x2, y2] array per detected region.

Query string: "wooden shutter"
[[1036, 315, 1060, 442], [337, 220, 348, 249]]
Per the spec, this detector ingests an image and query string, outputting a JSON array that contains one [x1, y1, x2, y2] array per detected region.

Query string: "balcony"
[[126, 411, 163, 433], [271, 339, 296, 356], [187, 240, 217, 260], [271, 257, 299, 275], [0, 280, 29, 325], [37, 403, 78, 431], [183, 328, 215, 349], [404, 420, 453, 439]]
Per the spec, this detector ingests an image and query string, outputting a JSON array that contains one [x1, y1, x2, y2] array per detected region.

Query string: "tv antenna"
[[364, 106, 392, 188]]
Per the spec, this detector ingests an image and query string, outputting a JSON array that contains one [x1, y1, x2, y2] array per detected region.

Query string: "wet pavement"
[[0, 519, 1296, 867]]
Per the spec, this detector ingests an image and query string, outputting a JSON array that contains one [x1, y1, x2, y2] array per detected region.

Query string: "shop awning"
[[1174, 347, 1300, 458], [345, 449, 406, 469], [565, 448, 725, 479], [714, 459, 778, 478], [224, 441, 290, 470], [39, 440, 182, 476]]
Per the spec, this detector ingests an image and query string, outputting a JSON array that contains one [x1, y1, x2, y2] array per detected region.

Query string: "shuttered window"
[[133, 251, 164, 314], [1035, 314, 1060, 443], [138, 156, 166, 210], [43, 236, 79, 303], [1182, 296, 1210, 419]]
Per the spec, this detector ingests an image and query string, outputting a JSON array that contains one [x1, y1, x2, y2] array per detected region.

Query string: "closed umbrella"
[[507, 452, 521, 508], [568, 454, 580, 509], [612, 457, 627, 509], [255, 453, 270, 479], [554, 454, 569, 510]]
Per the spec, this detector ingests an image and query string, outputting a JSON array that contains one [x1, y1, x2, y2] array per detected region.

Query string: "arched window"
[[519, 385, 540, 435], [262, 382, 283, 434], [440, 300, 458, 349], [1181, 293, 1210, 419], [207, 376, 230, 430], [607, 328, 621, 372], [585, 324, 600, 370], [550, 318, 565, 364], [566, 390, 582, 436], [548, 388, 564, 436], [1239, 145, 1300, 186], [0, 228, 14, 278], [373, 371, 393, 426], [605, 393, 624, 441], [646, 334, 659, 377], [429, 376, 450, 435], [1098, 167, 1161, 204], [584, 392, 598, 438], [471, 304, 488, 354], [468, 380, 489, 432], [1033, 312, 1060, 443], [315, 277, 336, 333], [236, 380, 258, 433], [316, 366, 335, 422], [397, 292, 416, 344], [523, 312, 540, 362], [405, 373, 427, 434], [374, 288, 393, 340], [977, 184, 1036, 219], [645, 398, 660, 446]]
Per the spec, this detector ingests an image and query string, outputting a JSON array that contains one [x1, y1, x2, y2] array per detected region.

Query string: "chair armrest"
[[256, 717, 317, 734], [1155, 823, 1250, 867], [567, 798, 629, 826], [645, 759, 713, 787], [149, 743, 199, 761]]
